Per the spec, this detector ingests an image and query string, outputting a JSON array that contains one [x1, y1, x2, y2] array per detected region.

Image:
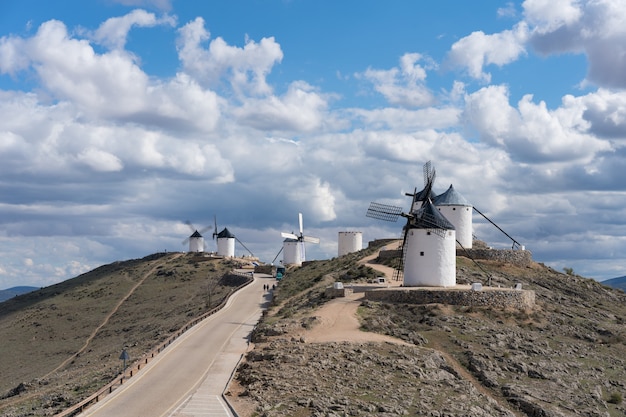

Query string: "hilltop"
[[228, 245, 626, 417], [0, 252, 253, 416]]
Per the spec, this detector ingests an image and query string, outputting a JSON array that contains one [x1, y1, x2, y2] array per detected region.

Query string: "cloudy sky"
[[1, 0, 625, 289]]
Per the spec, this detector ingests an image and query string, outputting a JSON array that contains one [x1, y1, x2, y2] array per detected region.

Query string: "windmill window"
[[453, 207, 456, 210], [420, 251, 424, 256], [427, 231, 431, 235]]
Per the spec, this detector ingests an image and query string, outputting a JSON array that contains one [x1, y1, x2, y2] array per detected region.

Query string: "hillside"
[[0, 252, 252, 416], [2, 245, 626, 417], [228, 248, 626, 417]]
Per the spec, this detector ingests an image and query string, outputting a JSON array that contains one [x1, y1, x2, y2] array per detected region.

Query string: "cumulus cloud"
[[77, 148, 124, 172], [92, 9, 176, 50], [177, 17, 283, 97], [577, 89, 626, 139], [357, 53, 436, 107], [463, 84, 613, 162], [231, 81, 330, 132], [446, 23, 529, 82], [524, 0, 626, 88]]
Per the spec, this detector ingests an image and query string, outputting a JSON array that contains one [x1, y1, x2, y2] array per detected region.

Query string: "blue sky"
[[1, 0, 625, 288]]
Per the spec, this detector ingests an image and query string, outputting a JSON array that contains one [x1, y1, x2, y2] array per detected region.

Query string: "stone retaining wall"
[[364, 286, 535, 309], [376, 248, 533, 268], [458, 248, 533, 266]]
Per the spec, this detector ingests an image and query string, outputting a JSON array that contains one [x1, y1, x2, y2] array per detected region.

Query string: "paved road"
[[79, 273, 272, 417]]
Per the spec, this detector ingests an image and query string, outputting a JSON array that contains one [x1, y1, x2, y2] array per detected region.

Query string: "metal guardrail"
[[55, 275, 254, 417]]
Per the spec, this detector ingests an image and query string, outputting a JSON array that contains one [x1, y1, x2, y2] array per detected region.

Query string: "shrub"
[[608, 392, 623, 404]]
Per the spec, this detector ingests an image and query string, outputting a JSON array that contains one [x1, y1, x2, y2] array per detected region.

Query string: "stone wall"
[[364, 287, 535, 309], [377, 249, 401, 260], [457, 248, 533, 267], [376, 247, 533, 267]]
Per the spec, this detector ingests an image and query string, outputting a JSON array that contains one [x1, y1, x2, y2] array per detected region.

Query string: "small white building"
[[403, 201, 456, 287], [188, 230, 204, 253], [216, 227, 236, 257], [338, 231, 363, 257], [434, 184, 473, 249]]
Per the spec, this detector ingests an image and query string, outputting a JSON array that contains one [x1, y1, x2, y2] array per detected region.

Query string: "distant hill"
[[0, 286, 38, 302], [602, 275, 626, 291]]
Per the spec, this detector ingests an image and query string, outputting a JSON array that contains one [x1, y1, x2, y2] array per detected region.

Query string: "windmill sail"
[[365, 202, 403, 222]]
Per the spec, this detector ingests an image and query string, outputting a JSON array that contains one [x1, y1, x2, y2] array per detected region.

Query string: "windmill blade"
[[199, 225, 212, 234], [184, 220, 196, 233], [423, 160, 434, 187], [302, 235, 320, 244], [281, 232, 299, 240], [421, 161, 436, 207], [298, 212, 304, 235], [235, 236, 254, 257], [212, 215, 218, 239], [271, 247, 283, 264], [366, 202, 403, 222]]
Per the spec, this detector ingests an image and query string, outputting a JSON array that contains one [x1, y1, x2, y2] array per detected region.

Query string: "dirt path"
[[295, 241, 404, 344], [44, 253, 183, 378]]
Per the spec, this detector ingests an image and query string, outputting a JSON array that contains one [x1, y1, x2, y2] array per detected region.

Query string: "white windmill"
[[280, 213, 320, 266], [366, 161, 457, 287], [182, 221, 212, 253], [211, 216, 255, 258], [434, 184, 473, 249]]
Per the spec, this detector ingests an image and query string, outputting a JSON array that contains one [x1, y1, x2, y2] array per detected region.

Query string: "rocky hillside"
[[231, 250, 626, 417], [0, 252, 251, 417]]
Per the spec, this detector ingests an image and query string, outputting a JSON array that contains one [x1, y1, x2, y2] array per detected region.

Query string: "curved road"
[[79, 273, 272, 417]]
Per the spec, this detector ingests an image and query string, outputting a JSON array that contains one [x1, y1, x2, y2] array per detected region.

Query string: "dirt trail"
[[296, 241, 403, 344], [44, 253, 182, 378]]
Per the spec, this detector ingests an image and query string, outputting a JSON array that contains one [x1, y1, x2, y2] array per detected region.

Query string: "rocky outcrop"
[[236, 339, 517, 417]]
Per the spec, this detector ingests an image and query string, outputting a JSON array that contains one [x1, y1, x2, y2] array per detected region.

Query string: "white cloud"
[[177, 17, 283, 97], [357, 53, 436, 107], [463, 84, 613, 162], [77, 148, 124, 172], [92, 9, 176, 50], [447, 23, 529, 82], [283, 176, 337, 222], [232, 81, 330, 132], [523, 0, 583, 30], [525, 0, 626, 88]]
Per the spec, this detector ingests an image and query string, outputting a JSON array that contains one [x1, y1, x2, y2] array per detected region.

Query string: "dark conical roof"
[[411, 200, 455, 230], [217, 227, 235, 238], [414, 186, 437, 202], [434, 184, 471, 207], [190, 230, 203, 238]]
